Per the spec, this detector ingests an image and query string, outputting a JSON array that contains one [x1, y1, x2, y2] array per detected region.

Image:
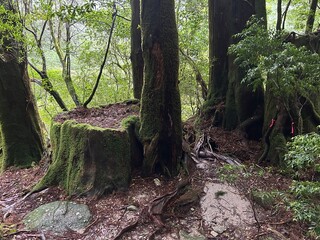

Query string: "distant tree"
[[130, 0, 143, 99], [305, 0, 318, 33], [0, 0, 43, 171], [139, 0, 182, 176]]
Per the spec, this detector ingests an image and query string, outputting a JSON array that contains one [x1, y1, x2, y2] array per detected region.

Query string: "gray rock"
[[179, 230, 206, 240], [23, 201, 91, 234]]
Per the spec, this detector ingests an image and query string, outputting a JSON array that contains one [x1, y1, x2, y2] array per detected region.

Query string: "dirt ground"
[[0, 104, 313, 240]]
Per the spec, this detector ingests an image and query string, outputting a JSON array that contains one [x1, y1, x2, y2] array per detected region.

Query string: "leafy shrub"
[[285, 133, 320, 180], [285, 132, 320, 238], [216, 164, 246, 183], [229, 17, 320, 99]]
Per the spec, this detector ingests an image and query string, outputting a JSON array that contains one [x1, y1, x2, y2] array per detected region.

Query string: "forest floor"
[[0, 104, 313, 240]]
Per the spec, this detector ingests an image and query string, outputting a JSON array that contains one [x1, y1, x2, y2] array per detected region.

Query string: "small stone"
[[212, 225, 227, 233], [210, 230, 219, 237], [154, 178, 161, 186], [126, 205, 139, 211]]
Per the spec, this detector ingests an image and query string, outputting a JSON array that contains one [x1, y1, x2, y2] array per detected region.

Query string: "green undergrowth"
[[0, 223, 17, 238], [284, 132, 320, 238], [216, 153, 320, 239]]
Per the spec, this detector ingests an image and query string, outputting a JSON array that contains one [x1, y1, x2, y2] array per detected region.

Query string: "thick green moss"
[[0, 49, 43, 172], [121, 115, 140, 130], [34, 120, 131, 196], [140, 0, 182, 176], [121, 115, 143, 168]]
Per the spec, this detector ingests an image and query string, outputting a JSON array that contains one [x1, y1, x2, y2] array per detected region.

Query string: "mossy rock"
[[34, 120, 131, 196], [23, 201, 91, 234]]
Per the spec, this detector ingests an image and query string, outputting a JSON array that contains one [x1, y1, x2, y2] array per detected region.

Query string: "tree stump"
[[34, 102, 141, 196]]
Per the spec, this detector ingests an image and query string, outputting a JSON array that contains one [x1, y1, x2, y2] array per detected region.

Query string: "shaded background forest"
[[21, 0, 319, 128]]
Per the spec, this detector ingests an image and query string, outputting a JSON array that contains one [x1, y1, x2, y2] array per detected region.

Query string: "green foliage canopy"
[[229, 18, 320, 100]]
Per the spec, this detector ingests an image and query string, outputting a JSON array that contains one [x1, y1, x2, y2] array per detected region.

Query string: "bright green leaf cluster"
[[284, 132, 320, 237], [229, 18, 320, 99], [0, 5, 23, 53], [285, 132, 320, 179]]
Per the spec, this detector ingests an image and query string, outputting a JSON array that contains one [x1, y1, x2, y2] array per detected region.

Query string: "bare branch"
[[83, 4, 118, 108]]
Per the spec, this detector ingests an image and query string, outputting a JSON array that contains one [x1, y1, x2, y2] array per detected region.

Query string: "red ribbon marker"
[[291, 122, 294, 136], [269, 119, 276, 128]]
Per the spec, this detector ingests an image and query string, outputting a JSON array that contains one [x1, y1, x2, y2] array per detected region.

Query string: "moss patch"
[[34, 120, 131, 196], [23, 201, 91, 234]]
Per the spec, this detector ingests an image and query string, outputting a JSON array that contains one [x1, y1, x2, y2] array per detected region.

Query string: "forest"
[[0, 0, 320, 239]]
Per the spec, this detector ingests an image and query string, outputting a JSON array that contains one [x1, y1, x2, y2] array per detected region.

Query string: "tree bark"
[[224, 0, 264, 133], [305, 0, 318, 33], [204, 0, 265, 139], [0, 2, 44, 171], [49, 19, 81, 107], [33, 120, 131, 196], [205, 0, 232, 107], [276, 0, 282, 30], [140, 0, 182, 176], [131, 0, 144, 99]]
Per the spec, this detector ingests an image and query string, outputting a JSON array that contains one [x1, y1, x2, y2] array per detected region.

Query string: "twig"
[[83, 3, 117, 107], [266, 225, 289, 240], [82, 218, 100, 234], [3, 188, 48, 220], [112, 217, 140, 240], [266, 218, 293, 225], [249, 190, 261, 230], [112, 178, 190, 239], [254, 231, 271, 239]]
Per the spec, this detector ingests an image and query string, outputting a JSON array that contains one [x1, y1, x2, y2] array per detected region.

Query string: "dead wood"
[[188, 133, 241, 165], [113, 217, 140, 240]]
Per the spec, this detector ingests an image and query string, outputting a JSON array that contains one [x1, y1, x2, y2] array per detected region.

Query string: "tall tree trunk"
[[205, 0, 231, 107], [139, 0, 182, 176], [224, 0, 264, 133], [49, 20, 81, 107], [204, 0, 265, 139], [276, 0, 282, 30], [0, 1, 43, 171], [131, 0, 144, 99], [305, 0, 318, 33]]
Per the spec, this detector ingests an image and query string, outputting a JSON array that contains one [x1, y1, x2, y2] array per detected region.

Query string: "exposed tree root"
[[190, 133, 241, 165], [2, 188, 48, 220], [112, 178, 190, 239], [254, 224, 291, 240], [3, 228, 47, 240]]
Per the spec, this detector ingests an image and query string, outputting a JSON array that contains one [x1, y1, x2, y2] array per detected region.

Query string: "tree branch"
[[83, 4, 117, 108], [179, 49, 208, 100]]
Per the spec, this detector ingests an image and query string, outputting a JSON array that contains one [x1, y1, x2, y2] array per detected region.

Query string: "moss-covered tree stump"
[[34, 102, 141, 196]]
